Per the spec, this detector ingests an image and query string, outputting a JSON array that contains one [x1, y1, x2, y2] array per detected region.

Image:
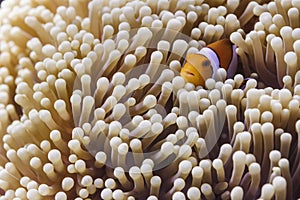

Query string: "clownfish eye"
[[202, 60, 211, 67]]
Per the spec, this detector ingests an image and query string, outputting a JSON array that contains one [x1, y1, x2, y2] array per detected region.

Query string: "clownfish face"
[[180, 54, 213, 86]]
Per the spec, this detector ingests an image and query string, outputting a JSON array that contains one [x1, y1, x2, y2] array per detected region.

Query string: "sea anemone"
[[0, 0, 299, 199]]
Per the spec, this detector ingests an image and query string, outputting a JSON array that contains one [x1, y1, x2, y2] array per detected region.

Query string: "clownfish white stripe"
[[196, 47, 220, 79], [197, 43, 238, 79]]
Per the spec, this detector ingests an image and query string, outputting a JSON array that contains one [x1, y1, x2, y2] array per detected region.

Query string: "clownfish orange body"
[[180, 39, 238, 86]]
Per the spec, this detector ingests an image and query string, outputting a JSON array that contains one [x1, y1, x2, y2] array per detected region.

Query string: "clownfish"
[[180, 39, 238, 86]]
